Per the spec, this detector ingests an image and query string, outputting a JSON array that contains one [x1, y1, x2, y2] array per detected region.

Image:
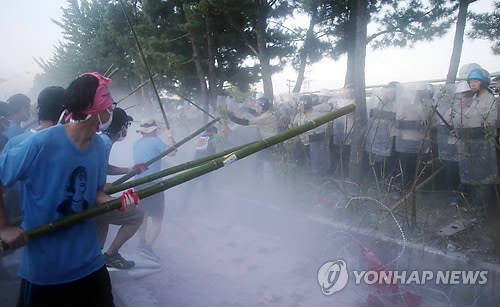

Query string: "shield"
[[434, 84, 459, 161], [365, 88, 396, 157], [332, 89, 355, 146], [394, 83, 434, 154], [456, 128, 498, 184]]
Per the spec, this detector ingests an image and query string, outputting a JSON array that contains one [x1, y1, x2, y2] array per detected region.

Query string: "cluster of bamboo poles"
[[1, 105, 355, 251]]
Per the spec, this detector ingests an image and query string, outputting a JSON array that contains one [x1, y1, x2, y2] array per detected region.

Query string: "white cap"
[[455, 81, 471, 94]]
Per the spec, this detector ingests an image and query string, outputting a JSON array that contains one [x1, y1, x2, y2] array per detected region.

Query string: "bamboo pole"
[[124, 105, 137, 111], [107, 67, 120, 78], [103, 64, 114, 77], [0, 105, 354, 251], [118, 0, 171, 130], [116, 74, 159, 104], [7, 140, 259, 227], [173, 90, 216, 120], [105, 141, 259, 195], [112, 118, 221, 185]]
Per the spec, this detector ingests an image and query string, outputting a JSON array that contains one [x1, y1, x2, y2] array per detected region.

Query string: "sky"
[[0, 0, 498, 100]]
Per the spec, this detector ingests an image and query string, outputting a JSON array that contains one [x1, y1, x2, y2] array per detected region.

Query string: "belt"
[[455, 127, 494, 139], [369, 109, 396, 121], [396, 120, 425, 130]]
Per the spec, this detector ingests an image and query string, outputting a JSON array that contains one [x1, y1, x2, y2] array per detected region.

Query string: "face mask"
[[98, 109, 113, 132]]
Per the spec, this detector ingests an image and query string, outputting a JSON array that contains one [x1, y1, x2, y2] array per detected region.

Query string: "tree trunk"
[[348, 0, 368, 183], [293, 12, 317, 93], [446, 0, 470, 84], [205, 6, 217, 112], [255, 2, 274, 102], [190, 36, 209, 124], [344, 10, 355, 87]]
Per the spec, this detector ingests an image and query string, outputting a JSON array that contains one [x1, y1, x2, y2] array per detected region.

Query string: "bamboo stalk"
[[174, 90, 216, 120], [116, 74, 159, 104], [112, 118, 221, 185], [107, 67, 120, 78], [105, 141, 259, 195], [9, 118, 226, 226], [118, 0, 170, 130], [103, 64, 114, 77], [124, 105, 137, 111], [7, 140, 260, 228], [1, 105, 354, 251]]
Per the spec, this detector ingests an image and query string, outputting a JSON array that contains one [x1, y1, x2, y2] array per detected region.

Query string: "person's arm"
[[164, 129, 177, 157], [107, 164, 131, 175], [96, 190, 114, 204], [228, 112, 250, 126], [0, 137, 38, 249], [0, 184, 27, 249]]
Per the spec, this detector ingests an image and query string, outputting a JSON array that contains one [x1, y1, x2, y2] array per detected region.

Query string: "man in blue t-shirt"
[[0, 87, 66, 282], [133, 119, 176, 261], [0, 125, 108, 282], [0, 73, 139, 307], [2, 86, 66, 221], [96, 107, 144, 269]]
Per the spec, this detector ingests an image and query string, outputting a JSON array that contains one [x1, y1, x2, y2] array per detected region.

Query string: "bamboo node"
[[223, 153, 238, 166]]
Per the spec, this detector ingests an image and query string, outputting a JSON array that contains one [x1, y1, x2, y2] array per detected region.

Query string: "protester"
[[0, 73, 138, 306], [4, 94, 31, 139], [2, 86, 66, 228], [227, 97, 278, 178], [0, 102, 11, 151], [95, 107, 145, 269], [3, 87, 65, 153], [227, 97, 277, 139], [0, 101, 13, 279], [134, 119, 176, 262]]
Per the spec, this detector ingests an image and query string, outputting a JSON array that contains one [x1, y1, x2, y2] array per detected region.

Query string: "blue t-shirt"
[[0, 125, 107, 285], [2, 129, 35, 154], [99, 133, 113, 174], [133, 136, 167, 180], [3, 120, 25, 139]]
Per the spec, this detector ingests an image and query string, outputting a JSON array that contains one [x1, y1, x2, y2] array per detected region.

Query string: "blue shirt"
[[133, 136, 167, 180], [0, 125, 107, 285], [3, 120, 25, 139], [2, 129, 35, 154]]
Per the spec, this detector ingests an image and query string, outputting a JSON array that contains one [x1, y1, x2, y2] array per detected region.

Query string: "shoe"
[[139, 244, 160, 262], [104, 252, 135, 270]]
